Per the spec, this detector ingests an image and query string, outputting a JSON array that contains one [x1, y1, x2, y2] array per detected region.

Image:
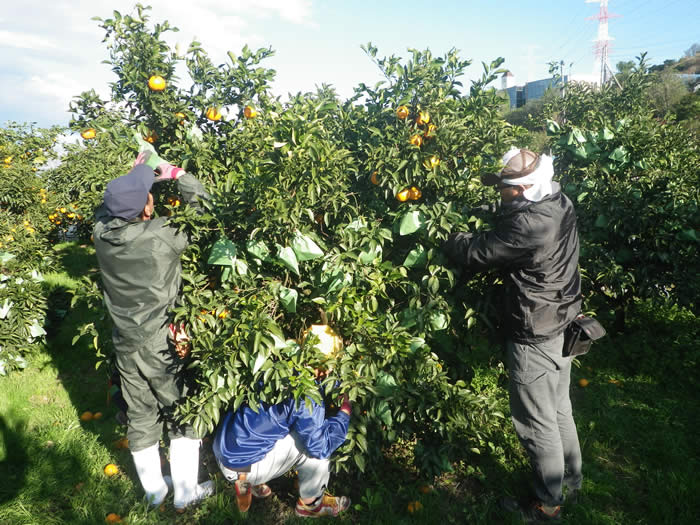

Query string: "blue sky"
[[1, 0, 697, 128]]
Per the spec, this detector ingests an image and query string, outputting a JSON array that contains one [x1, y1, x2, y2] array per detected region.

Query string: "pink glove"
[[339, 393, 352, 415], [154, 162, 185, 181]]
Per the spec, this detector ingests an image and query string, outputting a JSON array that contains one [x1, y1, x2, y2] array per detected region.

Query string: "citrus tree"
[[542, 56, 699, 331], [68, 5, 528, 476], [0, 123, 66, 374]]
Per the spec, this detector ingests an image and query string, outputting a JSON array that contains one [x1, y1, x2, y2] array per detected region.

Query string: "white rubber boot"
[[169, 437, 214, 511], [131, 443, 169, 506]]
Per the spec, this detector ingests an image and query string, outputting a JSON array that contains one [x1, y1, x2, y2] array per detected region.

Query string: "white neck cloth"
[[501, 153, 554, 202]]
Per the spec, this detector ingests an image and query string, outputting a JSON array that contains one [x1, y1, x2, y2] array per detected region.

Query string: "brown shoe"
[[235, 479, 252, 512]]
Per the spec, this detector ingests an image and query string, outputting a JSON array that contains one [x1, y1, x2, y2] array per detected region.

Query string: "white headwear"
[[500, 148, 554, 202]]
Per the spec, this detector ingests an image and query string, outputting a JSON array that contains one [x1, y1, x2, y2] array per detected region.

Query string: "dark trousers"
[[507, 334, 583, 506], [114, 327, 195, 452]]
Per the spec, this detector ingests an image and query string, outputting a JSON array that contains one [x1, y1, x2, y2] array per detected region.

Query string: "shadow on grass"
[[50, 242, 98, 281], [0, 414, 28, 505], [566, 303, 700, 524]]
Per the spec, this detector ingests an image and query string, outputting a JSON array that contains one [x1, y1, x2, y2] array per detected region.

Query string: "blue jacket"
[[213, 397, 350, 470]]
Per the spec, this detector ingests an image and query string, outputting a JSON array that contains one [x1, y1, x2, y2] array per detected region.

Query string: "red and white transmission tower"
[[586, 0, 621, 86]]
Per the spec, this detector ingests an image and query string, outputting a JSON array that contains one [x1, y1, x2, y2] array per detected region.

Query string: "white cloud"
[[0, 30, 57, 50], [0, 1, 318, 127]]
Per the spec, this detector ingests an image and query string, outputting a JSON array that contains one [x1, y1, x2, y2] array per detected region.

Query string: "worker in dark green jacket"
[[93, 150, 212, 511]]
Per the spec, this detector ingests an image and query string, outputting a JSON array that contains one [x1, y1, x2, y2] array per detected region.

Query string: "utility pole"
[[586, 0, 621, 87]]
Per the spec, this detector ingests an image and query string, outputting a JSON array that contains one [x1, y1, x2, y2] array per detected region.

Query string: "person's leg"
[[114, 349, 164, 451], [556, 359, 583, 497], [244, 434, 305, 487], [133, 335, 211, 510], [114, 349, 168, 505], [507, 336, 566, 507]]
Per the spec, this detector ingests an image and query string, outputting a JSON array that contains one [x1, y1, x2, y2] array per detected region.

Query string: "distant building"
[[501, 74, 568, 109]]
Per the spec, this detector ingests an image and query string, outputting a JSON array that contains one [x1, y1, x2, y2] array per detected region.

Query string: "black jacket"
[[445, 184, 581, 343]]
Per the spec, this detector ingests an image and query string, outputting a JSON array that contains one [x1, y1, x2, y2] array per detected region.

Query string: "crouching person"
[[212, 387, 352, 518]]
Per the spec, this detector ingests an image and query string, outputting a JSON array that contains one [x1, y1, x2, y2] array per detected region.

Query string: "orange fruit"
[[206, 107, 222, 121], [103, 463, 119, 477], [3, 156, 12, 164], [80, 411, 93, 421], [218, 310, 229, 319], [81, 128, 96, 140], [416, 111, 430, 125], [409, 186, 422, 200], [144, 131, 157, 144], [148, 75, 166, 91], [396, 189, 411, 202], [113, 437, 129, 449], [396, 105, 409, 119], [370, 171, 379, 185], [175, 112, 186, 124], [407, 500, 423, 513], [243, 105, 258, 118], [424, 123, 437, 137], [418, 484, 432, 494], [578, 378, 589, 387], [92, 412, 103, 420], [429, 156, 440, 168], [409, 134, 423, 147], [105, 513, 122, 523]]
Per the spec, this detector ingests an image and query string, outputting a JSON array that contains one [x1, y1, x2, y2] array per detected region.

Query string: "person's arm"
[[291, 398, 350, 460], [175, 172, 210, 209], [444, 215, 534, 273], [135, 149, 211, 210]]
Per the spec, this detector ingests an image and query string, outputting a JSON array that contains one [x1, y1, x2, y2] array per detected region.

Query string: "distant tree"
[[683, 43, 700, 57], [647, 70, 689, 117]]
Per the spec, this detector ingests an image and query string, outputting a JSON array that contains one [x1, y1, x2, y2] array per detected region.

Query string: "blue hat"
[[103, 165, 154, 219]]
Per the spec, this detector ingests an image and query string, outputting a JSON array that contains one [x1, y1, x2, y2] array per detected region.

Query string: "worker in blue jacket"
[[213, 387, 351, 518]]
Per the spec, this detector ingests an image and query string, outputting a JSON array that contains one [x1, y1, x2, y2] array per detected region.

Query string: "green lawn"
[[1, 243, 698, 524]]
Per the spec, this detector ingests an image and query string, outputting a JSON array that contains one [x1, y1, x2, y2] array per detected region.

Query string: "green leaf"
[[403, 245, 427, 268], [429, 312, 448, 331], [0, 252, 16, 266], [678, 229, 698, 242], [545, 119, 560, 135], [208, 237, 238, 267], [608, 146, 629, 163], [291, 231, 324, 261], [358, 244, 382, 264], [276, 245, 300, 275], [279, 286, 298, 313], [246, 239, 270, 262], [599, 127, 614, 141], [399, 210, 425, 235]]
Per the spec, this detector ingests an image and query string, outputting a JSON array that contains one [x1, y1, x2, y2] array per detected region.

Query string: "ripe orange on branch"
[[80, 411, 93, 421], [370, 171, 379, 185], [81, 129, 96, 140], [144, 131, 157, 144], [243, 105, 258, 119], [416, 111, 430, 125], [206, 107, 222, 121], [148, 75, 166, 91], [409, 134, 423, 147], [105, 513, 122, 523], [396, 189, 411, 202], [409, 186, 422, 200], [396, 105, 409, 119]]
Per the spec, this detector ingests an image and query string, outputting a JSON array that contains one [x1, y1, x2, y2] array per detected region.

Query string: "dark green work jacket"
[[93, 173, 209, 351]]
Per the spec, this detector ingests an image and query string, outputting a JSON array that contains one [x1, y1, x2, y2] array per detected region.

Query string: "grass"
[[1, 241, 699, 523]]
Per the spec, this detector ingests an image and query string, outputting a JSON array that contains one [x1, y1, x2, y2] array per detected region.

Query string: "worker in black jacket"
[[444, 148, 582, 523], [94, 149, 213, 511]]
